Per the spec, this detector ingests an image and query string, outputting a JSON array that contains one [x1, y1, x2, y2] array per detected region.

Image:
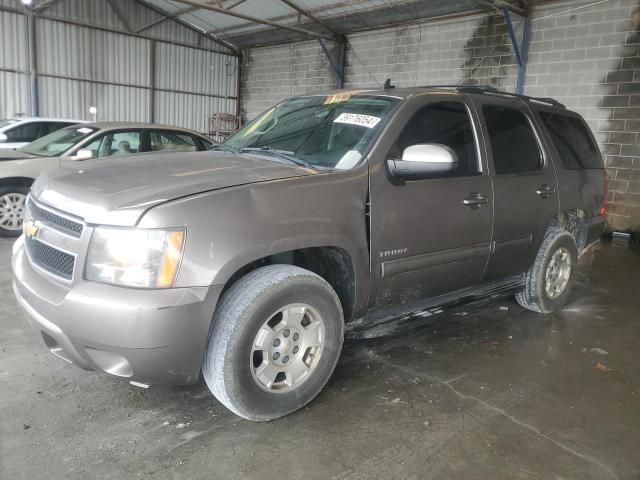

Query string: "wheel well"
[[222, 247, 357, 322], [550, 209, 589, 250], [0, 177, 34, 189]]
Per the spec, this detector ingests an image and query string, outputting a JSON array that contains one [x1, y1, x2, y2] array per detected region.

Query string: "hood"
[[0, 150, 37, 161], [32, 151, 317, 226]]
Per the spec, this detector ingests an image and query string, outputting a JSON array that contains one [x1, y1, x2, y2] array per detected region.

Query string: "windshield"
[[19, 126, 97, 157], [225, 94, 399, 170], [0, 119, 20, 130]]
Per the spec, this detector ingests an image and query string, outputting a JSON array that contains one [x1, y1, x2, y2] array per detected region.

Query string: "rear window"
[[539, 111, 603, 169]]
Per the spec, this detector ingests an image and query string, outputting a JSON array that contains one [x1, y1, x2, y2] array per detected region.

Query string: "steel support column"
[[503, 8, 531, 95], [149, 40, 156, 123], [27, 11, 38, 116], [319, 39, 345, 89]]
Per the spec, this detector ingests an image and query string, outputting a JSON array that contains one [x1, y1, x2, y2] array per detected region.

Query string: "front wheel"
[[203, 265, 344, 421], [516, 227, 578, 313], [0, 185, 29, 237]]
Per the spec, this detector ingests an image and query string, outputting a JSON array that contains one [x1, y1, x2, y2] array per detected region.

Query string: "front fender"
[[138, 168, 370, 310]]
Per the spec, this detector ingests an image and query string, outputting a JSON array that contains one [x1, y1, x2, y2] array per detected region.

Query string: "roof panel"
[[142, 0, 493, 48]]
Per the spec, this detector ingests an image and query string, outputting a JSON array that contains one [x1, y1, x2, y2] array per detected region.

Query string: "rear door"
[[368, 94, 493, 312], [473, 96, 559, 281]]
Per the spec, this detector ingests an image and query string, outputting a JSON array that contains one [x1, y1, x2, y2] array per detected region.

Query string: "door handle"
[[536, 184, 556, 198], [463, 193, 489, 208]]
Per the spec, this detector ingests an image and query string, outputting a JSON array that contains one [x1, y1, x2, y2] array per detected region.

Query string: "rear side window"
[[483, 106, 542, 175], [539, 111, 602, 169], [150, 131, 197, 152]]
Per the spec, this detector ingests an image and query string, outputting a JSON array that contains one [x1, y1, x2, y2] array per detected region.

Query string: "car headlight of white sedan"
[[85, 227, 185, 288]]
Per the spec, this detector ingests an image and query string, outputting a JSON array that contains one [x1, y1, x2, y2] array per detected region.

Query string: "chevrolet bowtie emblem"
[[23, 220, 39, 239]]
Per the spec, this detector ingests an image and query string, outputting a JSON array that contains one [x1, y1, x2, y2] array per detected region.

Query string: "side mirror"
[[0, 133, 7, 143], [71, 148, 94, 161], [386, 144, 457, 182]]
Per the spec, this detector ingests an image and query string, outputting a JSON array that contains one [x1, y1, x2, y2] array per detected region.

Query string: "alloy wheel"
[[250, 303, 325, 394], [544, 247, 572, 299], [0, 193, 27, 231]]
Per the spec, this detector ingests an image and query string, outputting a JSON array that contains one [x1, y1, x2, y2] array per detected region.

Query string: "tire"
[[516, 227, 578, 313], [0, 185, 30, 237], [203, 265, 344, 421]]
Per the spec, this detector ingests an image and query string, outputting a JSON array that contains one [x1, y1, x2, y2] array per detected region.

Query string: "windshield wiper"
[[208, 144, 237, 153], [239, 147, 315, 170]]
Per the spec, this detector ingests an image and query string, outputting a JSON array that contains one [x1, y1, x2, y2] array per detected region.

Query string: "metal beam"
[[494, 0, 526, 16], [134, 0, 240, 54], [136, 6, 199, 33], [0, 4, 238, 57], [27, 12, 39, 116], [172, 0, 333, 40], [502, 8, 530, 95], [318, 39, 345, 89], [517, 16, 531, 95], [278, 0, 337, 34], [107, 0, 133, 33], [149, 40, 156, 123], [33, 0, 61, 13], [207, 0, 372, 36], [226, 0, 248, 9], [28, 70, 237, 101]]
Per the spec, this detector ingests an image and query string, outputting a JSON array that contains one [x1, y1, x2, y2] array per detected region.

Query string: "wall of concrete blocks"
[[240, 0, 640, 230]]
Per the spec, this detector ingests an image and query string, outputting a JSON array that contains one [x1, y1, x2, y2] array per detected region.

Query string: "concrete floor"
[[0, 238, 639, 480]]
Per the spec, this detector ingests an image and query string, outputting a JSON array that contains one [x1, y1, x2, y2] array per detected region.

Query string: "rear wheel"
[[0, 186, 29, 237], [203, 265, 344, 421], [516, 227, 578, 313]]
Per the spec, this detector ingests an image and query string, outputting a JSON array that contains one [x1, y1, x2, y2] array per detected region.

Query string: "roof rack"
[[419, 84, 566, 109]]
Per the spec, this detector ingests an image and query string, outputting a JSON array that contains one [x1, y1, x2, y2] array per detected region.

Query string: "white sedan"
[[0, 117, 85, 150], [0, 122, 214, 236]]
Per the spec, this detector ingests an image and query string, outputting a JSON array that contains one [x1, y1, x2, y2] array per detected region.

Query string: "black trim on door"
[[381, 243, 490, 278]]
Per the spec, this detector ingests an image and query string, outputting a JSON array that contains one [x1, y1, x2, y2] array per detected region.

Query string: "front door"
[[368, 95, 493, 313], [473, 97, 559, 281]]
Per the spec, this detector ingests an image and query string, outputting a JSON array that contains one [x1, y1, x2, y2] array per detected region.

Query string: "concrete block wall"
[[240, 0, 640, 230]]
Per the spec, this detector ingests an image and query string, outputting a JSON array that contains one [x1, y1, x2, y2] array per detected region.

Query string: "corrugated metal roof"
[[138, 0, 491, 48]]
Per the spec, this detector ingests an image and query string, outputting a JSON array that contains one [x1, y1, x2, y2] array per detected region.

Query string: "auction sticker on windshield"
[[334, 113, 381, 129]]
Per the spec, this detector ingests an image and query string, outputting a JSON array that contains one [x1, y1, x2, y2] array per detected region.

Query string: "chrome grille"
[[25, 236, 75, 281], [27, 198, 83, 238]]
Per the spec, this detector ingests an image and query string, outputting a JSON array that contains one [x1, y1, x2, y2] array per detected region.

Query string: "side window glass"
[[389, 101, 480, 178], [93, 131, 141, 158], [196, 136, 212, 150], [47, 122, 73, 135], [151, 131, 197, 152], [83, 135, 107, 159], [5, 122, 41, 142], [483, 106, 542, 174], [539, 112, 602, 170]]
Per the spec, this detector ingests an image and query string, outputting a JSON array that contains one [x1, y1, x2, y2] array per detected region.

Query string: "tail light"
[[599, 170, 608, 216]]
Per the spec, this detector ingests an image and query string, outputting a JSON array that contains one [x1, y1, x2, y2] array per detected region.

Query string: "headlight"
[[85, 227, 185, 288]]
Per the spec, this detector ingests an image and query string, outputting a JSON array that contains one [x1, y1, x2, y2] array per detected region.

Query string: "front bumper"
[[12, 236, 222, 385]]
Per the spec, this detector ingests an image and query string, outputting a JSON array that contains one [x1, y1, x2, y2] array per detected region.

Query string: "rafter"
[[136, 6, 198, 33], [135, 0, 240, 54], [107, 0, 133, 33], [170, 0, 334, 40], [278, 0, 337, 34], [33, 0, 62, 13]]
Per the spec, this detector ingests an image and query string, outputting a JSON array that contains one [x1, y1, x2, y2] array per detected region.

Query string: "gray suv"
[[12, 86, 607, 421]]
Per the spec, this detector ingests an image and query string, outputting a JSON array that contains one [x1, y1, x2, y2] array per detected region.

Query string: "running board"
[[346, 275, 525, 339]]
